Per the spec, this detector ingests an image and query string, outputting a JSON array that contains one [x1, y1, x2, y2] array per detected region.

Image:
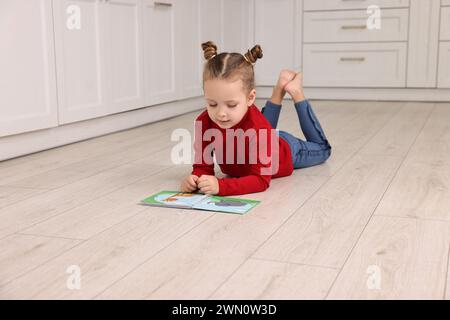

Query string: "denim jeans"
[[261, 100, 332, 169]]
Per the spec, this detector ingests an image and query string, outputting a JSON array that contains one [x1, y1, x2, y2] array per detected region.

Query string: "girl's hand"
[[180, 175, 199, 193], [197, 175, 219, 195]]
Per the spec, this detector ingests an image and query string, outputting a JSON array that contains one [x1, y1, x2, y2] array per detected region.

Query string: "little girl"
[[180, 41, 332, 196]]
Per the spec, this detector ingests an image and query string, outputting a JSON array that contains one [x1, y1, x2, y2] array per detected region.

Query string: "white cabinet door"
[[105, 0, 144, 113], [438, 42, 450, 88], [53, 0, 108, 124], [222, 0, 251, 53], [441, 7, 450, 41], [254, 0, 297, 85], [407, 0, 440, 88], [0, 0, 58, 137], [143, 0, 177, 106], [200, 0, 222, 50], [174, 0, 202, 100]]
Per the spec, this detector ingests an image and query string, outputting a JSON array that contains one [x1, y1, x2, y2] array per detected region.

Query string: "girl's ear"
[[247, 89, 256, 106]]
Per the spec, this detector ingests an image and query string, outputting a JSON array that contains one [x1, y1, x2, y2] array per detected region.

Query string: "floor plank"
[[253, 154, 403, 268], [2, 139, 177, 190], [371, 102, 450, 221], [407, 103, 450, 165], [359, 102, 434, 156], [19, 165, 192, 240], [375, 160, 450, 221], [0, 162, 169, 239], [0, 234, 81, 288], [295, 101, 402, 177], [327, 216, 450, 299], [0, 186, 49, 210], [446, 253, 450, 300], [210, 258, 338, 300], [0, 209, 211, 299]]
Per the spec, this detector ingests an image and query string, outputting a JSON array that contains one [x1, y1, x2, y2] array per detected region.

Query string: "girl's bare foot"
[[276, 69, 297, 89], [285, 72, 306, 103], [271, 70, 297, 105]]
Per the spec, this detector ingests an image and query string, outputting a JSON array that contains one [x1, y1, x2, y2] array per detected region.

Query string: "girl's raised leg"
[[261, 100, 282, 129], [261, 82, 284, 128], [284, 73, 332, 168], [294, 99, 330, 147]]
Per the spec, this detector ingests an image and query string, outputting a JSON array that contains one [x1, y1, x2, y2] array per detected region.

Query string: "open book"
[[140, 191, 260, 214]]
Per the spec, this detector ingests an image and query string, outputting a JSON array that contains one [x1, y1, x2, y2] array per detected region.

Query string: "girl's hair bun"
[[243, 44, 263, 64], [201, 41, 218, 60]]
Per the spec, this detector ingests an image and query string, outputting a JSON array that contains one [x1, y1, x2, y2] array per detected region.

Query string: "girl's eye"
[[208, 104, 236, 108]]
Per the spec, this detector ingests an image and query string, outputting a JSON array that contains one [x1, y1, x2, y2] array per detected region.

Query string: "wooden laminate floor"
[[0, 99, 449, 299]]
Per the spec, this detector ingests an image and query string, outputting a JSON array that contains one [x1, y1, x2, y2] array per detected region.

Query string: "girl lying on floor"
[[180, 41, 332, 196]]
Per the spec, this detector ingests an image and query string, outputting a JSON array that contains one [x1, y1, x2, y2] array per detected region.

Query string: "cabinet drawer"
[[303, 43, 407, 87], [304, 0, 409, 11], [304, 9, 408, 43], [438, 42, 450, 88], [443, 0, 450, 7], [441, 7, 450, 40]]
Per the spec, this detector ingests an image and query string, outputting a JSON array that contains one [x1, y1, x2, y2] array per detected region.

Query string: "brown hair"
[[201, 41, 263, 96]]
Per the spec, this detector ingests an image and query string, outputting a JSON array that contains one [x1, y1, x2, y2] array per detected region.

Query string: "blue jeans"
[[261, 100, 332, 169]]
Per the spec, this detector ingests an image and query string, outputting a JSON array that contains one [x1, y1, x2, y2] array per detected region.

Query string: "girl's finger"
[[197, 181, 208, 188], [188, 179, 197, 188]]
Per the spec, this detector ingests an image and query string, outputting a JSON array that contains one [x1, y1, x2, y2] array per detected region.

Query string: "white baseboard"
[[0, 97, 205, 162]]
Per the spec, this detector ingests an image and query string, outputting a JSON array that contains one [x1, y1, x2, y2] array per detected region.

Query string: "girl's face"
[[204, 78, 256, 129]]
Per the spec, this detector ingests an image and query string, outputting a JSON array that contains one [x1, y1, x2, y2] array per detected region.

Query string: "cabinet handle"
[[341, 25, 366, 30], [154, 1, 172, 6], [340, 57, 366, 62]]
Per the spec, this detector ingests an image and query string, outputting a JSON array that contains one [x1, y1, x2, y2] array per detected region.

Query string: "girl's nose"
[[217, 107, 227, 117]]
